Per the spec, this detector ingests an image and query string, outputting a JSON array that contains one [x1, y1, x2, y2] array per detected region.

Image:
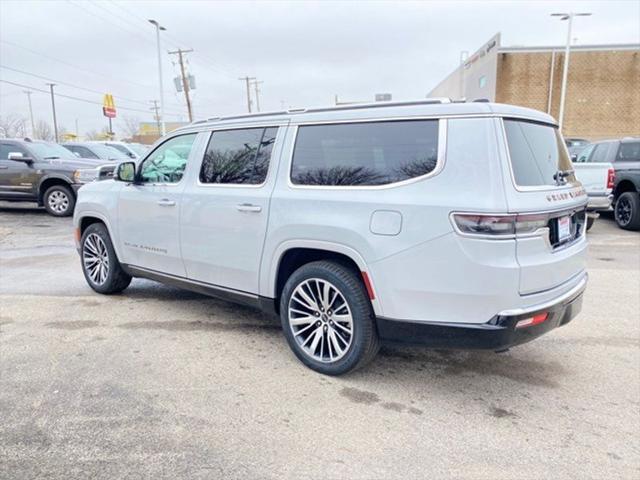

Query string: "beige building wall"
[[496, 49, 640, 140]]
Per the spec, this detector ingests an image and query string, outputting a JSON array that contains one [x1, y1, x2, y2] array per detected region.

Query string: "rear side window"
[[617, 142, 640, 162], [504, 119, 576, 187], [199, 127, 277, 185], [291, 120, 439, 186], [66, 145, 98, 159], [590, 142, 615, 163]]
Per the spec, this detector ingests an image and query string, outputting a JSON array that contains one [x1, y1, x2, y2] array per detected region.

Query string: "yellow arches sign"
[[102, 94, 116, 118]]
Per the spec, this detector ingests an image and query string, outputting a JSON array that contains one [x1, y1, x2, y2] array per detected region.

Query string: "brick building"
[[428, 34, 640, 140]]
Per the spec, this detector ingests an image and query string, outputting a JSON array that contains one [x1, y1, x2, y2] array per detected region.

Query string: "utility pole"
[[148, 19, 166, 136], [46, 83, 59, 143], [23, 90, 35, 137], [238, 76, 255, 112], [150, 100, 162, 134], [252, 79, 263, 112], [551, 11, 592, 132], [168, 48, 194, 122]]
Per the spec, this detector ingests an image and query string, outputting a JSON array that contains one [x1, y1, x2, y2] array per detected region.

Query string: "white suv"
[[73, 99, 588, 375]]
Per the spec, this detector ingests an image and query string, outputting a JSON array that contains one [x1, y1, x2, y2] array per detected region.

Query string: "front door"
[[180, 126, 283, 294], [0, 143, 37, 199], [117, 133, 198, 276]]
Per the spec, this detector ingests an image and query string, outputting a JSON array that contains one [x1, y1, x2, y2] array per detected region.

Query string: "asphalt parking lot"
[[1, 203, 639, 480]]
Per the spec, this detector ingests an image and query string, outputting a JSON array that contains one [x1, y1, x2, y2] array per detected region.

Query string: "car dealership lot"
[[1, 204, 638, 479]]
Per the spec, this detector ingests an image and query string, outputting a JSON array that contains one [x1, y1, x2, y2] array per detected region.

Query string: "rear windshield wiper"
[[553, 169, 574, 185]]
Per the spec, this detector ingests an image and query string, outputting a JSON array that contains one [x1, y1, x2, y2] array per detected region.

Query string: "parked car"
[[62, 142, 130, 161], [89, 141, 148, 160], [572, 147, 614, 230], [575, 138, 640, 230], [0, 138, 115, 216], [565, 137, 589, 149], [73, 100, 588, 375]]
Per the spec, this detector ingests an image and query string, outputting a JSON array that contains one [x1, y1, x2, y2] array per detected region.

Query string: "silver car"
[[73, 99, 588, 375]]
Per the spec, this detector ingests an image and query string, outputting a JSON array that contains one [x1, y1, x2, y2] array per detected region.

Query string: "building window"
[[478, 75, 487, 88]]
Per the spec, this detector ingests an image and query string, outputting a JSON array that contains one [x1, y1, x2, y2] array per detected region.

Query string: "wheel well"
[[614, 180, 637, 200], [38, 178, 73, 205], [79, 216, 104, 236], [274, 248, 362, 313]]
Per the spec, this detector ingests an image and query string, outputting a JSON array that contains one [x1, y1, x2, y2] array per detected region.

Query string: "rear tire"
[[614, 192, 640, 231], [80, 223, 132, 294], [43, 185, 75, 217], [280, 260, 379, 375], [586, 216, 595, 231]]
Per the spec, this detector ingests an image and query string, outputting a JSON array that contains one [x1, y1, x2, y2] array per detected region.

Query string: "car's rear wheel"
[[280, 260, 379, 375], [614, 192, 640, 231], [81, 223, 132, 294], [43, 185, 75, 217]]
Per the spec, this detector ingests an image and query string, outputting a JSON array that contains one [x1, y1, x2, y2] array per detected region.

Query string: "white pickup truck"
[[572, 144, 614, 230]]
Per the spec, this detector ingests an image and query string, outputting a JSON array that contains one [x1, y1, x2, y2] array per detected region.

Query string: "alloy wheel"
[[83, 233, 110, 285], [288, 278, 353, 363], [47, 190, 70, 214], [616, 197, 632, 226]]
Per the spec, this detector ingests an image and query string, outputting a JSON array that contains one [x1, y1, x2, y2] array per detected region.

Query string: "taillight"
[[607, 168, 615, 189], [515, 312, 549, 329], [452, 213, 550, 237]]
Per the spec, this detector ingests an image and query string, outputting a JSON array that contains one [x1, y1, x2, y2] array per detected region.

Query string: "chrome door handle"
[[0, 166, 8, 169], [157, 199, 176, 207], [236, 203, 262, 213]]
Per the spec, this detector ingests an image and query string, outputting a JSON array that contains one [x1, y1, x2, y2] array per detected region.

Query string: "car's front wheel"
[[614, 192, 640, 231], [43, 185, 75, 217], [80, 223, 132, 294], [280, 260, 379, 375]]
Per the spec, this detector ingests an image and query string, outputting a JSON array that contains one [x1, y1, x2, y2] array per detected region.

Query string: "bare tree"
[[119, 116, 140, 139], [33, 120, 54, 141], [0, 114, 27, 138]]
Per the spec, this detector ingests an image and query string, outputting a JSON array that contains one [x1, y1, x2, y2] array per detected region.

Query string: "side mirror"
[[116, 162, 136, 182], [8, 152, 33, 163]]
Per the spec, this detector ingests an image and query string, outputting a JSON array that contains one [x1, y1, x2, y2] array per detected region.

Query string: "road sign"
[[103, 94, 116, 118]]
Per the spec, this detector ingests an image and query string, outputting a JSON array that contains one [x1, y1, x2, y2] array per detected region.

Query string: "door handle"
[[0, 166, 8, 170], [236, 203, 262, 213], [157, 199, 176, 207]]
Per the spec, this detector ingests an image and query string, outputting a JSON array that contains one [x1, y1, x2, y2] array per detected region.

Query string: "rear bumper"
[[587, 194, 613, 212], [376, 274, 587, 351]]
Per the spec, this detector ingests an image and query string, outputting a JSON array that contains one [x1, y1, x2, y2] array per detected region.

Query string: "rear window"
[[617, 142, 640, 162], [291, 120, 439, 186], [504, 119, 576, 187]]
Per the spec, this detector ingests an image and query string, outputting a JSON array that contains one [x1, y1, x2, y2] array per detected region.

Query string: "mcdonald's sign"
[[102, 94, 116, 118]]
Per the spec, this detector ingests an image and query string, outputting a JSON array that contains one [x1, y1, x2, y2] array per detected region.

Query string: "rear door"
[[500, 118, 588, 295], [180, 125, 285, 294]]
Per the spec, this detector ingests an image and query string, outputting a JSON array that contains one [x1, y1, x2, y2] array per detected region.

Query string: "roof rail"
[[188, 98, 454, 126]]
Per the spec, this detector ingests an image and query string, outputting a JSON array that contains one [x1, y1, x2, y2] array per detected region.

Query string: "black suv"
[[0, 138, 114, 217], [577, 137, 640, 231]]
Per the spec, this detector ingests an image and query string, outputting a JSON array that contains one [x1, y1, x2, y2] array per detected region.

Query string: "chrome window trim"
[[194, 125, 284, 189], [286, 118, 448, 191], [499, 117, 580, 193]]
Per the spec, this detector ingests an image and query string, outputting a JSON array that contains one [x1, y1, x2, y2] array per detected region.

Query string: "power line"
[[0, 79, 184, 117]]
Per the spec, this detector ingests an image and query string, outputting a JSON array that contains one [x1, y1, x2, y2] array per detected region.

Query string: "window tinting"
[[504, 120, 576, 187], [0, 143, 28, 160], [291, 120, 439, 186], [617, 142, 640, 162], [590, 143, 613, 163], [199, 127, 277, 184], [140, 134, 197, 184]]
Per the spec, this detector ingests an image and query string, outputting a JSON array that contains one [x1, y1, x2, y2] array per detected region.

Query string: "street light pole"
[[551, 12, 591, 132], [23, 90, 35, 137], [46, 83, 59, 143], [149, 19, 167, 136]]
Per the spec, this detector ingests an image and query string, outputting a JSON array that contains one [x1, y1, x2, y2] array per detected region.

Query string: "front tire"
[[43, 185, 75, 217], [280, 261, 379, 375], [614, 192, 640, 231], [80, 223, 132, 294]]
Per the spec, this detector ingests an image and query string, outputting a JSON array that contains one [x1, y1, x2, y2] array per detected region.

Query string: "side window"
[[589, 143, 612, 163], [68, 145, 97, 159], [577, 144, 594, 163], [140, 134, 197, 184], [616, 142, 640, 162], [0, 144, 27, 160], [291, 120, 439, 186], [199, 127, 278, 185]]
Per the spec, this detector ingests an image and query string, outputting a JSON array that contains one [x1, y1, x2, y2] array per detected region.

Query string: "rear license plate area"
[[557, 215, 571, 241], [548, 209, 585, 248]]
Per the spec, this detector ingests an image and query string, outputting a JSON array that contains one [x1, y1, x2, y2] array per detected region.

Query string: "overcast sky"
[[1, 0, 639, 137]]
